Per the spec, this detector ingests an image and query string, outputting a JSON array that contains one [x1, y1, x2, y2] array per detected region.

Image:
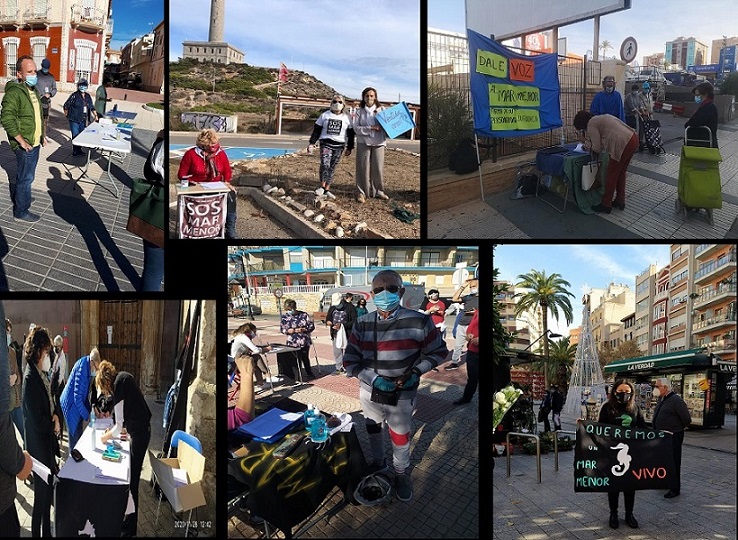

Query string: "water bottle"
[[310, 412, 329, 443], [304, 403, 316, 430], [113, 103, 118, 113], [90, 407, 96, 451]]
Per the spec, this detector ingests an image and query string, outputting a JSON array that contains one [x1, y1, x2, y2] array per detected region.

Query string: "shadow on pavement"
[[47, 166, 140, 291]]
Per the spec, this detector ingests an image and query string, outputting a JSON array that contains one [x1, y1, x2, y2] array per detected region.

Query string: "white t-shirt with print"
[[315, 110, 352, 144]]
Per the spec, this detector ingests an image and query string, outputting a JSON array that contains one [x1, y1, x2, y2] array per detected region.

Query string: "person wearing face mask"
[[1, 55, 46, 222], [63, 78, 98, 156], [230, 323, 271, 390], [445, 277, 478, 370], [423, 289, 446, 339], [22, 327, 59, 537], [5, 318, 25, 446], [36, 58, 57, 138], [356, 298, 368, 317], [590, 75, 625, 122], [308, 94, 355, 200], [279, 299, 316, 382], [326, 292, 357, 374], [353, 86, 388, 203], [651, 378, 691, 499], [597, 378, 645, 529], [343, 270, 449, 502], [178, 128, 237, 238], [60, 347, 101, 454], [95, 80, 113, 118], [684, 81, 719, 148]]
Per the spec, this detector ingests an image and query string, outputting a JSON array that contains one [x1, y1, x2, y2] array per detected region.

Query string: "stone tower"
[[208, 0, 225, 42]]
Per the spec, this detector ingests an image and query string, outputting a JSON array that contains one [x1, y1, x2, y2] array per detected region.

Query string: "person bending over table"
[[573, 111, 639, 214], [97, 360, 152, 538], [231, 323, 271, 389], [60, 347, 101, 452], [22, 327, 59, 537], [228, 355, 256, 431]]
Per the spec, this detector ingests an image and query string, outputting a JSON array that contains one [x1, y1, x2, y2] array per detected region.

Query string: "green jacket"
[[1, 80, 44, 151]]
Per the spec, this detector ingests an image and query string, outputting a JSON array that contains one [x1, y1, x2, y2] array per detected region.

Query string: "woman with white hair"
[[652, 377, 691, 499]]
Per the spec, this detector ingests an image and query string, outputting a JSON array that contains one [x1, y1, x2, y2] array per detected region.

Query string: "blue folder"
[[235, 407, 303, 443]]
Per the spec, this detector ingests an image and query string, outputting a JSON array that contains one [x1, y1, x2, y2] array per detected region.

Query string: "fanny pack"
[[368, 314, 414, 406]]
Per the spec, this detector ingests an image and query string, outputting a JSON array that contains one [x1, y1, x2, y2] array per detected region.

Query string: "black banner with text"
[[574, 421, 675, 492]]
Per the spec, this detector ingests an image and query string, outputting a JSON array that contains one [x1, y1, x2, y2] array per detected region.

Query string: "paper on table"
[[31, 457, 51, 484], [95, 456, 129, 482], [574, 143, 586, 153], [281, 412, 303, 422], [93, 417, 113, 430], [199, 181, 228, 189], [171, 467, 189, 487]]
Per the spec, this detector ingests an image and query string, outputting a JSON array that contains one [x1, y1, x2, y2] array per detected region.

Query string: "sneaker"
[[314, 187, 325, 196], [339, 367, 346, 373], [444, 363, 460, 371], [394, 473, 413, 502], [375, 191, 389, 200], [367, 459, 389, 475], [357, 193, 366, 203], [332, 369, 341, 375], [14, 212, 40, 222], [325, 190, 336, 200]]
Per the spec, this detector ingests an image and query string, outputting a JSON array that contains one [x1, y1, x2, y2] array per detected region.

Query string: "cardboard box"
[[148, 440, 206, 513]]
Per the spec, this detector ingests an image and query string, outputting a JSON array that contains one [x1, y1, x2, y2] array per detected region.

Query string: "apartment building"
[[635, 264, 658, 354], [590, 283, 635, 350], [621, 312, 636, 343], [652, 265, 670, 355], [691, 244, 737, 363], [667, 244, 695, 352], [495, 280, 531, 350]]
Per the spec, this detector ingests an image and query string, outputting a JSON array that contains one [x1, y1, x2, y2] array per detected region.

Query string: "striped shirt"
[[344, 307, 449, 397]]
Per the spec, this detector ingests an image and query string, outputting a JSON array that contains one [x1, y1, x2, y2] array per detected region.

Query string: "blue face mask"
[[79, 86, 88, 92], [41, 68, 48, 74], [373, 290, 401, 312], [25, 75, 37, 87], [694, 95, 702, 104]]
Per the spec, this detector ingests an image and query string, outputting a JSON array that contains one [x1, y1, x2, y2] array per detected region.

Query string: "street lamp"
[[523, 329, 563, 393]]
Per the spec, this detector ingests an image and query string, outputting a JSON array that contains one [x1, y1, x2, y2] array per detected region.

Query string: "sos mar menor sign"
[[467, 28, 562, 137], [574, 421, 675, 492], [179, 193, 228, 239]]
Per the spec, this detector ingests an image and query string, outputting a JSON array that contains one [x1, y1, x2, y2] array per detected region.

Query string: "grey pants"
[[360, 386, 414, 473], [355, 143, 385, 197]]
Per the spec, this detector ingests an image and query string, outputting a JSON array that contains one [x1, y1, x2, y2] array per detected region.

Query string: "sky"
[[494, 244, 672, 337], [169, 0, 421, 103], [109, 0, 164, 51], [428, 0, 738, 65]]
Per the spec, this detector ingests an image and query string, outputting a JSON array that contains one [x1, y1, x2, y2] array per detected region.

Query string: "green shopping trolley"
[[676, 126, 722, 226]]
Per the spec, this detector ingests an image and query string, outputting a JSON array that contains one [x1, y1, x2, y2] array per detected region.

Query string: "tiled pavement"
[[0, 89, 164, 290], [227, 314, 479, 538], [493, 408, 736, 540], [429, 114, 738, 239]]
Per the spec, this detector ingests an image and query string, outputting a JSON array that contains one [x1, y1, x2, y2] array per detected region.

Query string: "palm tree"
[[600, 40, 612, 59], [514, 270, 575, 390], [534, 336, 577, 392]]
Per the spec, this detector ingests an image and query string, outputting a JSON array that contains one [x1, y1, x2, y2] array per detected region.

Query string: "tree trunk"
[[541, 300, 549, 391]]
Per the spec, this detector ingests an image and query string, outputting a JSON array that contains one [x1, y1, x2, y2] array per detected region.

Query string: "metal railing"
[[553, 430, 577, 472], [693, 313, 737, 332], [506, 432, 541, 483], [695, 283, 737, 307], [70, 4, 105, 27]]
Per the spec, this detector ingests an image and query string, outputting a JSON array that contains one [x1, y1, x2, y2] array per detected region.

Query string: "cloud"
[[569, 245, 638, 283]]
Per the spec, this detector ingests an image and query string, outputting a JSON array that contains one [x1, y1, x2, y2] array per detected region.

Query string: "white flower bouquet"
[[493, 385, 523, 429]]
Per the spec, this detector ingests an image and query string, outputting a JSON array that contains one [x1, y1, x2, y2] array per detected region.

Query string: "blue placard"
[[376, 102, 416, 139]]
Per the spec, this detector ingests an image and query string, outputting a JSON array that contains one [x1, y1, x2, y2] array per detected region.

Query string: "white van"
[[315, 283, 426, 322]]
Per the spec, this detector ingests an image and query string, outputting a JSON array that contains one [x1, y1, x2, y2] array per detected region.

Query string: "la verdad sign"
[[574, 421, 675, 492]]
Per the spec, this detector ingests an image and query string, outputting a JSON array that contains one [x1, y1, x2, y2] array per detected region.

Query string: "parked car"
[[229, 304, 262, 318], [315, 283, 427, 323]]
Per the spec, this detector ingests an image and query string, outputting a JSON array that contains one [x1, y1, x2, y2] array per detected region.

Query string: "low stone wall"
[[252, 291, 323, 315]]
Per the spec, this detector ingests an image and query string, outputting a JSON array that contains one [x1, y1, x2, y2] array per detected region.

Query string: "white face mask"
[[41, 353, 51, 373], [6, 334, 11, 347], [652, 387, 661, 398]]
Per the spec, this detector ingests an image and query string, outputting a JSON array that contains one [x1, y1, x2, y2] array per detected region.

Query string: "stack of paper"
[[95, 457, 129, 482], [236, 408, 303, 443]]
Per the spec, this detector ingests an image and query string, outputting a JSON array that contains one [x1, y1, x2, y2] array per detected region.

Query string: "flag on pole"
[[279, 62, 289, 83]]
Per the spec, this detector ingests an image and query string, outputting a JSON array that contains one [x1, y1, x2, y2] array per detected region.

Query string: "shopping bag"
[[581, 160, 600, 190], [126, 177, 165, 248], [335, 326, 347, 350]]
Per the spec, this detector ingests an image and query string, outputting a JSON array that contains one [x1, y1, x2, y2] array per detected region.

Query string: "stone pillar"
[[80, 300, 99, 357], [208, 0, 225, 43], [140, 301, 163, 397], [185, 300, 216, 526]]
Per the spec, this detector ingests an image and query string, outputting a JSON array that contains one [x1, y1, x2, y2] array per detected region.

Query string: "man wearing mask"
[[326, 292, 357, 374], [423, 289, 447, 339], [63, 78, 98, 156], [652, 378, 691, 498], [59, 348, 101, 453], [279, 299, 316, 382], [1, 55, 46, 222], [36, 58, 57, 137], [590, 75, 625, 122], [343, 270, 449, 502], [445, 277, 478, 370]]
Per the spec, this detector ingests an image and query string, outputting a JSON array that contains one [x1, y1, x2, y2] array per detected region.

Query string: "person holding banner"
[[652, 378, 691, 498], [353, 87, 388, 203], [178, 128, 237, 238], [307, 95, 355, 200], [573, 111, 639, 214], [597, 379, 645, 529]]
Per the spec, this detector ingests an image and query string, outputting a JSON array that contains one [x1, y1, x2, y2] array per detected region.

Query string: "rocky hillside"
[[170, 58, 342, 133]]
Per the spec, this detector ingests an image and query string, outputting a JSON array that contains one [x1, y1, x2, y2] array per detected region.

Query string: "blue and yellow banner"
[[467, 29, 562, 137]]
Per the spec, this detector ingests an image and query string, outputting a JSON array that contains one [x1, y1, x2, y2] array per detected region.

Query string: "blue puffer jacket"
[[59, 355, 92, 434]]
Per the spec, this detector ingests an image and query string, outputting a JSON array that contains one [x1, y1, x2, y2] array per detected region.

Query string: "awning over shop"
[[603, 348, 718, 374]]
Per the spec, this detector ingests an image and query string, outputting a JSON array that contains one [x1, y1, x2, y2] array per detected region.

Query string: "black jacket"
[[598, 401, 646, 428], [22, 362, 59, 474], [652, 392, 691, 433], [685, 100, 719, 148], [551, 390, 564, 413], [326, 300, 357, 340]]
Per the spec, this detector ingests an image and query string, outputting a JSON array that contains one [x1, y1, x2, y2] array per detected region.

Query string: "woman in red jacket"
[[453, 307, 478, 405], [178, 128, 237, 238]]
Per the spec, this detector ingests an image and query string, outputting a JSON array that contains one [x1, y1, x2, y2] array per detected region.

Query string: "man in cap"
[[36, 59, 57, 137], [590, 75, 625, 122], [1, 56, 46, 222], [63, 78, 98, 156]]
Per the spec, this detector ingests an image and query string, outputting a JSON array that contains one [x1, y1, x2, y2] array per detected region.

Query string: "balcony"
[[693, 283, 737, 310], [308, 259, 338, 270], [106, 18, 114, 35], [695, 244, 720, 258], [654, 288, 669, 302], [694, 250, 737, 284], [0, 8, 21, 25], [702, 338, 737, 356], [71, 4, 106, 31], [692, 313, 737, 334], [23, 5, 51, 26]]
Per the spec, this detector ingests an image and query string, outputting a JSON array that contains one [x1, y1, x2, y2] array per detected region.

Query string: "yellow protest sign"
[[476, 49, 507, 78], [515, 109, 541, 130], [488, 84, 541, 107], [489, 108, 541, 131]]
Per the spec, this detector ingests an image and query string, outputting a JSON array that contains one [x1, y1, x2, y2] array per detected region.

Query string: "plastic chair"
[[155, 430, 203, 537]]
